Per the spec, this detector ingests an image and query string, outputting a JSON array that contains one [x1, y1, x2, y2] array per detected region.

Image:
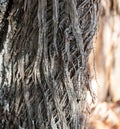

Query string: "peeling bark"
[[0, 0, 99, 129]]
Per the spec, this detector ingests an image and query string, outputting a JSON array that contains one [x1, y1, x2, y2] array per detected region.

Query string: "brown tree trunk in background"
[[0, 0, 99, 129], [89, 0, 120, 102]]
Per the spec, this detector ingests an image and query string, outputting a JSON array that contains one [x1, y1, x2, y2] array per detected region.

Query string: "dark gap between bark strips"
[[0, 0, 13, 52]]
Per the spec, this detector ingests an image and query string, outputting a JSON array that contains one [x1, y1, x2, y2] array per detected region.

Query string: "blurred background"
[[88, 0, 120, 129]]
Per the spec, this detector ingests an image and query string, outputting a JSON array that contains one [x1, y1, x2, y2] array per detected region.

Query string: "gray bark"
[[0, 0, 99, 129]]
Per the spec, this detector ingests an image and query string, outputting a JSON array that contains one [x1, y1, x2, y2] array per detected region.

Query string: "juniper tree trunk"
[[0, 0, 99, 129]]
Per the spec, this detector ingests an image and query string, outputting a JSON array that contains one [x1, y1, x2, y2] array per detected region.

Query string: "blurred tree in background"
[[0, 0, 99, 129], [88, 0, 120, 129], [89, 0, 120, 102]]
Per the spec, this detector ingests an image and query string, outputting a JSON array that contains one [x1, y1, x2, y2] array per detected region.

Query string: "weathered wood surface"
[[0, 0, 99, 129]]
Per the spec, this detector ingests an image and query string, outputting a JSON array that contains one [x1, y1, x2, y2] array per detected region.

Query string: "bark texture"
[[0, 0, 99, 129]]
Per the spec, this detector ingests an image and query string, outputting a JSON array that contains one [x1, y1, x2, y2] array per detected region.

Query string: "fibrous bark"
[[0, 0, 99, 129]]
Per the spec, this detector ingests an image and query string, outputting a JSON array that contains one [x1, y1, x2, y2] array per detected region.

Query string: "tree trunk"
[[0, 0, 99, 129], [89, 0, 120, 102]]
